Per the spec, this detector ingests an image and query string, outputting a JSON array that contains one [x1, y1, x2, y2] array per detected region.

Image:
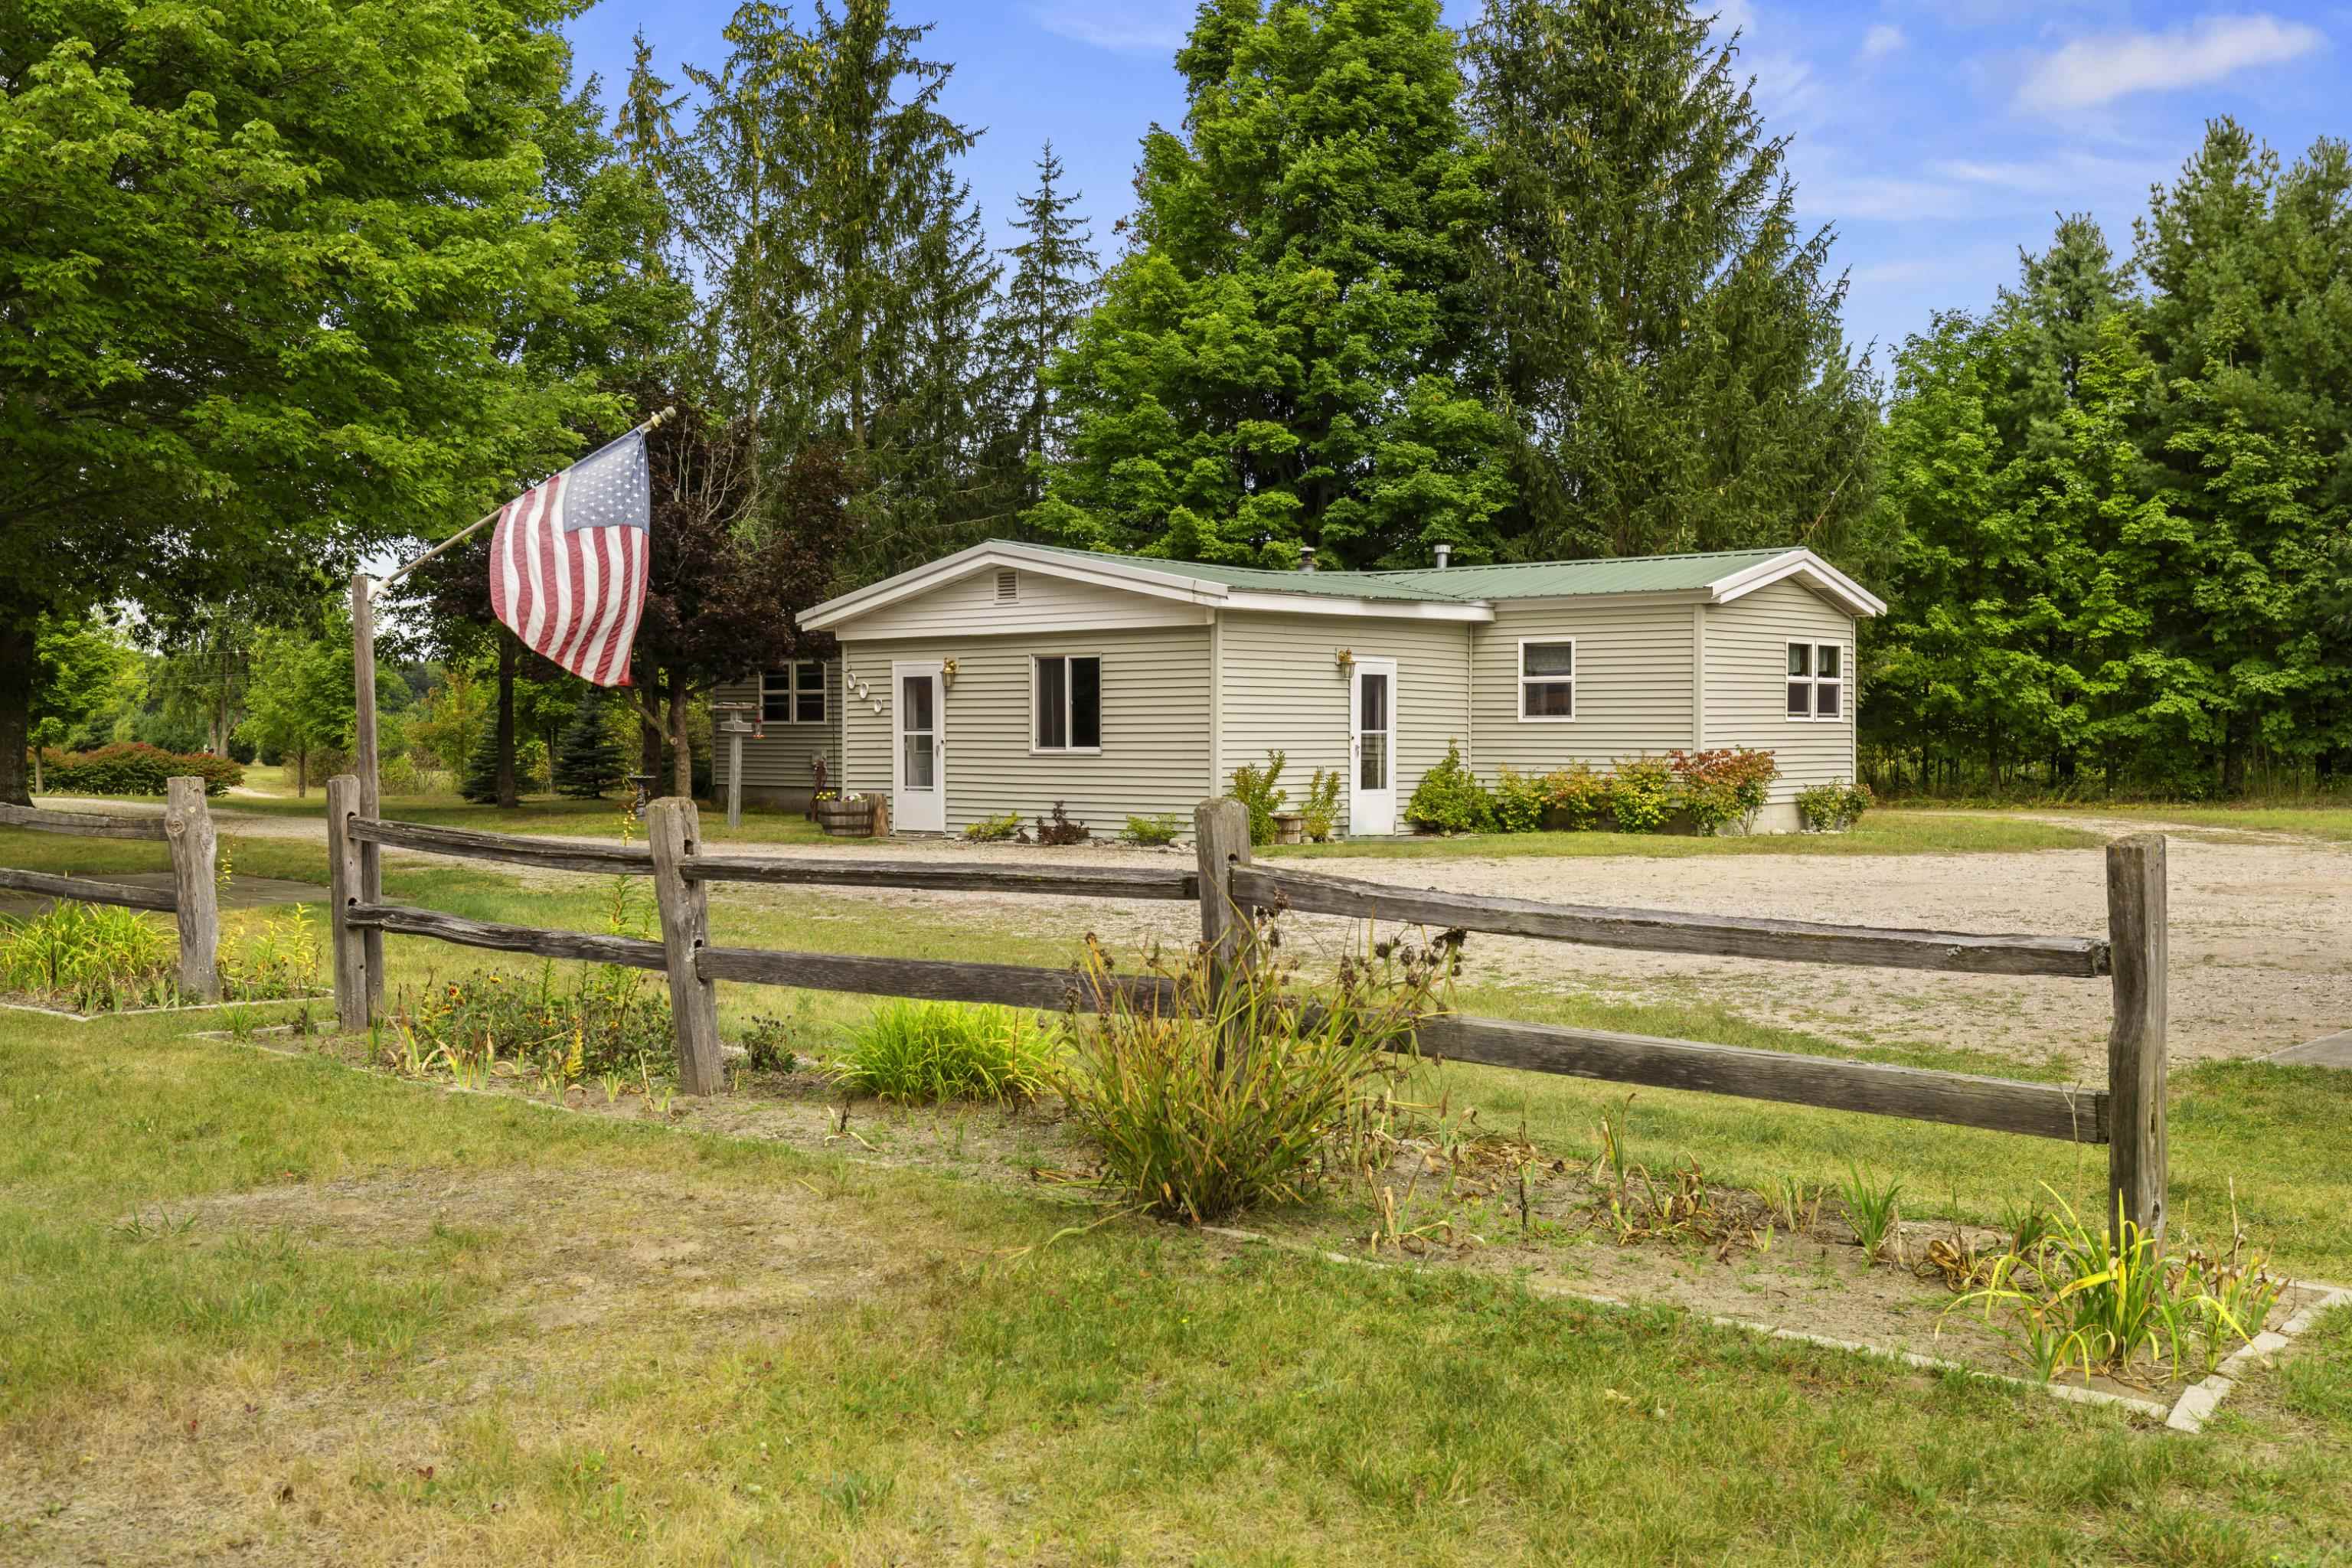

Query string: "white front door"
[[892, 661, 946, 832], [1350, 657, 1397, 837]]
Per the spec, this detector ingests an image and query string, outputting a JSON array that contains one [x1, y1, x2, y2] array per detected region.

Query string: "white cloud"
[[1027, 1, 1191, 53], [2014, 13, 2325, 113], [1929, 150, 2171, 198], [1860, 24, 1906, 60]]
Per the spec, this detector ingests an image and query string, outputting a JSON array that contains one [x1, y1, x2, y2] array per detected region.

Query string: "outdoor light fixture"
[[1334, 647, 1355, 672], [942, 656, 959, 688]]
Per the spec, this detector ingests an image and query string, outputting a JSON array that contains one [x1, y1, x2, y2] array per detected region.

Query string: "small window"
[[995, 568, 1018, 602], [1035, 655, 1101, 751], [762, 662, 827, 724], [1788, 642, 1843, 720], [1519, 640, 1575, 720]]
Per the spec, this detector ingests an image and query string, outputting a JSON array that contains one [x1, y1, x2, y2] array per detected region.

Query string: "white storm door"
[[1350, 658, 1397, 837], [892, 661, 946, 832]]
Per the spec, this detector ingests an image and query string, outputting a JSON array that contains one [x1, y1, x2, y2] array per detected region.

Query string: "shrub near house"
[[1406, 744, 1785, 835]]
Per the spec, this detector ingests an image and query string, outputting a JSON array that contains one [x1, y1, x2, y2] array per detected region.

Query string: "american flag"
[[488, 426, 652, 687]]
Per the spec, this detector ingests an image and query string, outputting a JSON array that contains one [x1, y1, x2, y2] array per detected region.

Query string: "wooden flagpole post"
[[351, 571, 384, 1011]]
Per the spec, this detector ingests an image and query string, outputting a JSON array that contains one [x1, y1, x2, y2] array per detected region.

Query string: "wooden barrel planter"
[[813, 795, 874, 838]]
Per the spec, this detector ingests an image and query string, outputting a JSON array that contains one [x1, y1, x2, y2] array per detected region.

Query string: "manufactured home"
[[711, 540, 1883, 836]]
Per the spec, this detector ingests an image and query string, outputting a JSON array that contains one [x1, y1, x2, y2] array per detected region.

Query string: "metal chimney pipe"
[[1299, 544, 1317, 573], [1434, 543, 1452, 569]]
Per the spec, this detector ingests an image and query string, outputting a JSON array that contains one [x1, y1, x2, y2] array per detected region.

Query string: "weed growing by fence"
[[1838, 1164, 1903, 1261], [825, 1001, 1059, 1102], [0, 901, 174, 1011], [1058, 922, 1452, 1222], [384, 965, 673, 1086], [1942, 1186, 2285, 1384], [0, 900, 322, 1012]]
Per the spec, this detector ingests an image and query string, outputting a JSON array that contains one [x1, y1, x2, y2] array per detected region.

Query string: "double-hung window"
[[1519, 640, 1576, 720], [1034, 655, 1101, 751], [1786, 642, 1843, 720], [761, 661, 827, 724]]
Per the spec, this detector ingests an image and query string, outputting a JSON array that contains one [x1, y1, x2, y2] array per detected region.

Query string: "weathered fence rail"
[[322, 782, 2169, 1234], [0, 781, 222, 1000], [1232, 863, 2112, 978]]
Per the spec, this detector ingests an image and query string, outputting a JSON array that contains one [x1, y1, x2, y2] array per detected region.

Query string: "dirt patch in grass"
[[0, 1160, 947, 1567]]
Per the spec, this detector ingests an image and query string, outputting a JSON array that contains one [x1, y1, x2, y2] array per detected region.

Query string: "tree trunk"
[[669, 681, 693, 800], [0, 621, 30, 807], [496, 636, 519, 808], [2220, 718, 2247, 799], [296, 746, 308, 799]]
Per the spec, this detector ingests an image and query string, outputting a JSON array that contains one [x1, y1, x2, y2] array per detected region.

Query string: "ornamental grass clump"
[[1942, 1186, 2286, 1385], [1059, 919, 1455, 1222], [0, 901, 176, 1011], [828, 1001, 1059, 1102]]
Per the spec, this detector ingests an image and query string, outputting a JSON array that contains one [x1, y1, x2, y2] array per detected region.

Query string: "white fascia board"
[[796, 541, 1230, 631], [1220, 590, 1494, 622], [1707, 550, 1886, 618]]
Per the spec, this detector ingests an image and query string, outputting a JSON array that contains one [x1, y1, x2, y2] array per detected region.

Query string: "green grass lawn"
[[8, 821, 2352, 1560], [5, 964, 2352, 1563], [1267, 808, 2111, 859]]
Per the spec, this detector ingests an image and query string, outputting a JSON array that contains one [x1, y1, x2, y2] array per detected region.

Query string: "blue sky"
[[560, 0, 2344, 363]]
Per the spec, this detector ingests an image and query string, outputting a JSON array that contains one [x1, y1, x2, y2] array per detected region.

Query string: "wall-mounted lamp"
[[1334, 647, 1355, 673], [941, 656, 959, 688]]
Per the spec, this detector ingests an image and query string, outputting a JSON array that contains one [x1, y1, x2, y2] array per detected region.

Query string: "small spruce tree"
[[459, 707, 505, 803], [553, 690, 626, 799]]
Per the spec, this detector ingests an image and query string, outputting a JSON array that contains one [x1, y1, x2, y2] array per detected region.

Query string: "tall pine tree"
[[995, 143, 1097, 508], [1462, 0, 1876, 560], [1032, 0, 1509, 569], [656, 0, 995, 577]]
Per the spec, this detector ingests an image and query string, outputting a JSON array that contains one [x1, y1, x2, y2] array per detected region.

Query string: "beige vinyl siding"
[[709, 662, 842, 798], [839, 626, 1212, 834], [1217, 611, 1473, 825], [1469, 603, 1697, 780], [842, 564, 1210, 639], [1702, 578, 1857, 802]]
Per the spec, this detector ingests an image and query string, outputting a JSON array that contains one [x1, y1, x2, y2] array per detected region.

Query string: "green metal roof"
[[1016, 542, 1798, 603]]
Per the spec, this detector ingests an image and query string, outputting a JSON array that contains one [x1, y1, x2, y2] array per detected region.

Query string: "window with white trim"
[[761, 660, 827, 724], [1034, 655, 1101, 750], [1519, 639, 1576, 720], [1786, 642, 1843, 720]]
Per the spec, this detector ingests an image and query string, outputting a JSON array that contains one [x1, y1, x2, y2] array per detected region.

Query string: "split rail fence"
[[322, 778, 2171, 1236], [0, 780, 223, 1001]]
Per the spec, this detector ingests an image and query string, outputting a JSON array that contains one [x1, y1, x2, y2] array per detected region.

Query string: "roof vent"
[[1433, 543, 1452, 569], [1298, 545, 1317, 573], [995, 568, 1018, 602]]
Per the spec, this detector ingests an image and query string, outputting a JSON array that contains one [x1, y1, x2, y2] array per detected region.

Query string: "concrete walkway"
[[2271, 1030, 2352, 1069]]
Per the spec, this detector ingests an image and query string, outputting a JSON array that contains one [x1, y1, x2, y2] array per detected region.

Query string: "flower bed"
[[1404, 743, 1812, 837]]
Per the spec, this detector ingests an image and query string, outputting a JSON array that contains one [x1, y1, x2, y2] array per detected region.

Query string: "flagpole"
[[379, 405, 675, 587], [340, 404, 675, 1023], [349, 569, 384, 1012]]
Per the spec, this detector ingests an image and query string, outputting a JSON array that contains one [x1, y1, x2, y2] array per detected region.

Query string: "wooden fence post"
[[2106, 832, 2168, 1243], [165, 776, 220, 1002], [1194, 797, 1253, 985], [648, 797, 726, 1095], [326, 775, 370, 1031]]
